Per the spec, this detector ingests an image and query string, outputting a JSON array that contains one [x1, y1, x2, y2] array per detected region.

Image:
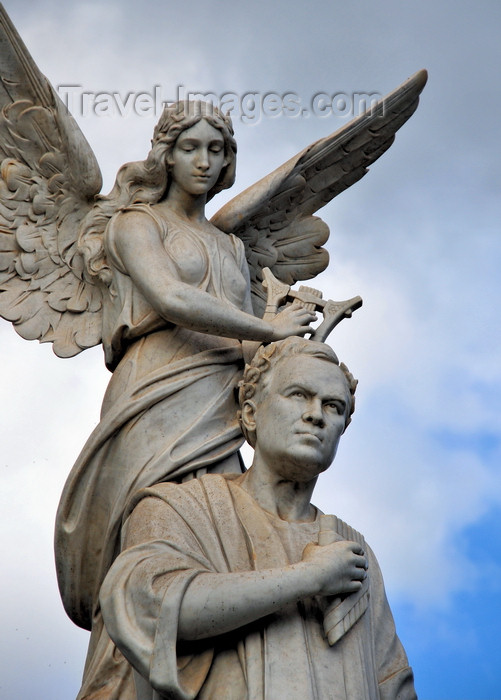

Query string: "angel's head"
[[78, 101, 237, 284], [149, 101, 237, 202]]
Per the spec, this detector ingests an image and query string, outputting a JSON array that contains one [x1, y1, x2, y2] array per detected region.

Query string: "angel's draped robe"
[[100, 474, 417, 700], [55, 205, 250, 696]]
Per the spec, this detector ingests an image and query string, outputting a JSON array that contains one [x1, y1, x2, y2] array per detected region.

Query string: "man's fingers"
[[347, 542, 364, 556], [350, 549, 368, 581], [351, 567, 367, 581], [346, 579, 363, 592]]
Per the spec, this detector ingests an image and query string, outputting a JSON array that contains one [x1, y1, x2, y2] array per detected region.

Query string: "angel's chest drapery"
[[164, 216, 248, 309], [101, 205, 249, 369]]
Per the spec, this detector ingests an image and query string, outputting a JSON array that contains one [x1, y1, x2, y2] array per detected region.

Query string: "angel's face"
[[167, 119, 227, 196]]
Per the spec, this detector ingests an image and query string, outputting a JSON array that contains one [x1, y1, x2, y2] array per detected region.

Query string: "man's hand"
[[301, 540, 368, 597]]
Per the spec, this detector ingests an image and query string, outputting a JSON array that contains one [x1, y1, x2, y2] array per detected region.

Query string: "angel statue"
[[0, 5, 426, 699]]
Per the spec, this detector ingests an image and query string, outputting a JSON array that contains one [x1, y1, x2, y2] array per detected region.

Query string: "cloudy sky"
[[1, 1, 500, 698]]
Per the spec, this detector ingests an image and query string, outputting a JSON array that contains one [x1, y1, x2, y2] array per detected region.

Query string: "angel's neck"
[[161, 185, 207, 222]]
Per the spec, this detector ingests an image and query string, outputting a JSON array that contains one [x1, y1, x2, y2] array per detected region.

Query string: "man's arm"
[[178, 539, 367, 640], [122, 495, 368, 642]]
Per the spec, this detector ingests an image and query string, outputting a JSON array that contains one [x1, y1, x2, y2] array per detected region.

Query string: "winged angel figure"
[[0, 5, 426, 698]]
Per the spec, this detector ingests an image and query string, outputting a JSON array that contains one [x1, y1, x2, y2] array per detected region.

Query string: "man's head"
[[238, 338, 357, 480]]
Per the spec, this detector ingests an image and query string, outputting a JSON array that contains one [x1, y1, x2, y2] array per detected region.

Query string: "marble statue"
[[0, 4, 426, 698], [100, 337, 417, 699]]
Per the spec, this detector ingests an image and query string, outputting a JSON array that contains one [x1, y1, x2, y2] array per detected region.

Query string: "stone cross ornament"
[[261, 266, 363, 342]]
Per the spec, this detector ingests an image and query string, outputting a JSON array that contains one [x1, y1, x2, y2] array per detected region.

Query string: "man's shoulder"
[[151, 473, 240, 497], [125, 473, 240, 519]]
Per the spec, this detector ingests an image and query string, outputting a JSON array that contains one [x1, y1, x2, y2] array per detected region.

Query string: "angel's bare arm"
[[113, 210, 315, 341]]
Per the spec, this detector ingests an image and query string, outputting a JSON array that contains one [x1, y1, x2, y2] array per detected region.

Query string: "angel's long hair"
[[78, 101, 237, 285]]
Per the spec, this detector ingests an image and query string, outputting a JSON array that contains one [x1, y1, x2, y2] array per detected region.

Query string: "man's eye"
[[325, 402, 343, 414], [210, 146, 223, 153], [290, 391, 306, 398]]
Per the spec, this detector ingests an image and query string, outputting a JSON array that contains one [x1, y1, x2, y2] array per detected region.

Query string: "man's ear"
[[240, 399, 257, 433]]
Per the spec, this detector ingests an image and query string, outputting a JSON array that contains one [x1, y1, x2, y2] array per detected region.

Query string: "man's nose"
[[303, 400, 325, 427]]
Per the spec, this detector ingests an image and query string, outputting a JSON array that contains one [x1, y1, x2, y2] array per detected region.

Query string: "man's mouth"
[[295, 430, 323, 442]]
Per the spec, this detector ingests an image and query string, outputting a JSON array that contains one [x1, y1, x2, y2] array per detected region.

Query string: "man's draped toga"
[[101, 474, 416, 700]]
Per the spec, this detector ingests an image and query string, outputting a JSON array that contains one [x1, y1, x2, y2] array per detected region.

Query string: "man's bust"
[[100, 337, 416, 699]]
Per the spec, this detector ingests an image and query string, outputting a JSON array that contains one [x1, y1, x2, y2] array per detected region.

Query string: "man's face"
[[251, 355, 351, 482]]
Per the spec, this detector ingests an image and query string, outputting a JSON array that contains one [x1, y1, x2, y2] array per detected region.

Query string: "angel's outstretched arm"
[[113, 210, 315, 342]]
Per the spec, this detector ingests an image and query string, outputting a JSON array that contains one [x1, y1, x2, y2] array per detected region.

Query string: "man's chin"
[[285, 449, 331, 480]]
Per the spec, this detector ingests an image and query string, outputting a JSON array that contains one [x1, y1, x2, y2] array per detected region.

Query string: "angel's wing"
[[0, 4, 103, 357], [211, 69, 428, 316]]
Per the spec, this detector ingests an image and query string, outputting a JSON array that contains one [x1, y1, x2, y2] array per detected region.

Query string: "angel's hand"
[[269, 305, 317, 340]]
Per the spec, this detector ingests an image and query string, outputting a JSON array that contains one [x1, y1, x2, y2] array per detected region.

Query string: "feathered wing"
[[212, 69, 428, 316], [0, 4, 104, 357]]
